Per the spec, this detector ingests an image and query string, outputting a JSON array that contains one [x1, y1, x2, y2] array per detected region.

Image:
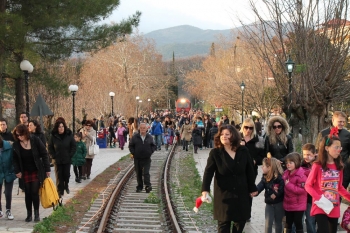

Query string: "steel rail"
[[96, 163, 134, 233]]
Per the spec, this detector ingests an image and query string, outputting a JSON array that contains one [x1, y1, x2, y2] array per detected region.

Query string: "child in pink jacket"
[[305, 129, 350, 233], [282, 152, 307, 233], [341, 206, 350, 232]]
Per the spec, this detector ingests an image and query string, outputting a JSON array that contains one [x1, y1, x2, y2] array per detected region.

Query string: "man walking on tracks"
[[129, 123, 157, 193]]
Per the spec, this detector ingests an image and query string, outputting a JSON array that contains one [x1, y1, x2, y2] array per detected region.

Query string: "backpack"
[[40, 177, 62, 210]]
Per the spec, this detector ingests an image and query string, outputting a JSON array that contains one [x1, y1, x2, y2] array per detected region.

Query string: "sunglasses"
[[273, 125, 282, 129], [16, 133, 24, 137], [243, 126, 254, 130]]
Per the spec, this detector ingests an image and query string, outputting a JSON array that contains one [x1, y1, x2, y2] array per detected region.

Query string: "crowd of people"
[[2, 108, 350, 233]]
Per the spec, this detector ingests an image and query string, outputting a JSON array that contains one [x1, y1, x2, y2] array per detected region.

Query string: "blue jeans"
[[154, 135, 162, 149], [305, 202, 316, 233], [265, 202, 284, 233]]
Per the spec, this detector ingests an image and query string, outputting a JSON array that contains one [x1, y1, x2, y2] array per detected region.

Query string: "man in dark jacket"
[[0, 119, 14, 142], [129, 123, 157, 193]]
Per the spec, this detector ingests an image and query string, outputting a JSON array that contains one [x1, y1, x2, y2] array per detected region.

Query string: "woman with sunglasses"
[[12, 124, 50, 222], [265, 116, 294, 169], [240, 118, 264, 180]]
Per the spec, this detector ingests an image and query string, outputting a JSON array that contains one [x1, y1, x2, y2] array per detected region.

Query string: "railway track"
[[94, 144, 183, 233]]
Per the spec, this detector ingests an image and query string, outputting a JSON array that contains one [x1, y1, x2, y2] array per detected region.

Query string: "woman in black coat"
[[264, 116, 293, 169], [201, 124, 258, 233], [48, 119, 76, 197], [191, 123, 202, 154], [240, 118, 264, 179], [12, 124, 50, 222]]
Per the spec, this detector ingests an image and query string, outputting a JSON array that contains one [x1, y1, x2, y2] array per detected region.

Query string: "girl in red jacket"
[[282, 152, 307, 233], [305, 128, 350, 233]]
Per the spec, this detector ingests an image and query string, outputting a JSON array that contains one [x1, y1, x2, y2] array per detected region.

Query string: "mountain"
[[144, 25, 237, 60]]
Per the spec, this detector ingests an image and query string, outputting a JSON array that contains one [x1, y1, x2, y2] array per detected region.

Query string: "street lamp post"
[[109, 92, 115, 116], [69, 85, 79, 133], [240, 81, 246, 123], [148, 98, 151, 112], [136, 96, 140, 117], [20, 60, 34, 117], [285, 55, 295, 119]]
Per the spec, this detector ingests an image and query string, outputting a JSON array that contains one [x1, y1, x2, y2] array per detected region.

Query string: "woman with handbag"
[[12, 124, 50, 222], [0, 136, 16, 220], [79, 119, 96, 180], [48, 119, 76, 197]]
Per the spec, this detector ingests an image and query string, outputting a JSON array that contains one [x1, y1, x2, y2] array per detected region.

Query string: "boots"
[[25, 210, 32, 222], [34, 209, 40, 222], [283, 229, 291, 233], [296, 230, 303, 233]]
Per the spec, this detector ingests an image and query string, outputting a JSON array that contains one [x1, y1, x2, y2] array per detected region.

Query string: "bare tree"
[[240, 0, 350, 143]]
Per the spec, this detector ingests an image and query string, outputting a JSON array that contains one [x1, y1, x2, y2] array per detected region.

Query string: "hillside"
[[144, 25, 238, 60]]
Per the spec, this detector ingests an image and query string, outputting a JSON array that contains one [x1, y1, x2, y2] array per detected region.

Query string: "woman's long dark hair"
[[52, 120, 68, 134], [214, 124, 241, 151], [317, 135, 343, 171], [29, 120, 43, 134], [13, 124, 31, 141]]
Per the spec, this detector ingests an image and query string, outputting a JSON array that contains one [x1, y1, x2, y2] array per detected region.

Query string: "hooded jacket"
[[282, 167, 307, 211], [48, 128, 76, 164], [264, 116, 293, 163]]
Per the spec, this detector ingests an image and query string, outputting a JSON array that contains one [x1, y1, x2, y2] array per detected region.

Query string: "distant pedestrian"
[[0, 119, 14, 142], [79, 119, 96, 180], [116, 122, 126, 150], [180, 119, 191, 151], [72, 132, 86, 183], [19, 112, 29, 127], [254, 157, 284, 233], [208, 122, 218, 148], [129, 123, 157, 193], [0, 136, 16, 220], [151, 117, 163, 151], [192, 124, 202, 154], [48, 119, 76, 197], [255, 118, 262, 136], [28, 120, 46, 146], [108, 122, 116, 148], [12, 124, 50, 222]]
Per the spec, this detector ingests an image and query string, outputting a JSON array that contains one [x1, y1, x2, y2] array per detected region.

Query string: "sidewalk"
[[193, 148, 348, 233], [0, 145, 130, 233]]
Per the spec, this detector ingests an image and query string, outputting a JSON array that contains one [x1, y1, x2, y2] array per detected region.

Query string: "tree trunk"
[[300, 112, 329, 145], [15, 76, 24, 123]]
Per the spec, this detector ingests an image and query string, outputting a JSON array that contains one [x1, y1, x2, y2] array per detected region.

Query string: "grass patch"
[[33, 206, 74, 233], [175, 148, 214, 227], [144, 192, 161, 204]]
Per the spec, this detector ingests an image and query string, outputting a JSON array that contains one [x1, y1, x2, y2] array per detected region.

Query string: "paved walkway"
[[0, 145, 130, 233], [194, 148, 348, 233]]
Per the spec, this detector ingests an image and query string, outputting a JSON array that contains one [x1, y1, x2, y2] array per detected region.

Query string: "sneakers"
[[6, 210, 14, 220]]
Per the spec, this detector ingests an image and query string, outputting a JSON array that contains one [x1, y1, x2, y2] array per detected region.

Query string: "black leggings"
[[0, 181, 14, 210], [24, 181, 40, 211], [218, 220, 246, 233], [73, 165, 83, 178], [315, 214, 338, 233], [285, 210, 304, 230]]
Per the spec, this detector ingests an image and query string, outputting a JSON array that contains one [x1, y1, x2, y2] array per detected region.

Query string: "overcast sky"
[[105, 0, 258, 34]]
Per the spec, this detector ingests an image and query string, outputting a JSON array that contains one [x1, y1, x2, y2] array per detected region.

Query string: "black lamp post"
[[109, 92, 115, 116], [136, 96, 140, 117], [20, 60, 34, 117], [285, 55, 295, 119], [240, 81, 246, 123], [69, 85, 78, 133]]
